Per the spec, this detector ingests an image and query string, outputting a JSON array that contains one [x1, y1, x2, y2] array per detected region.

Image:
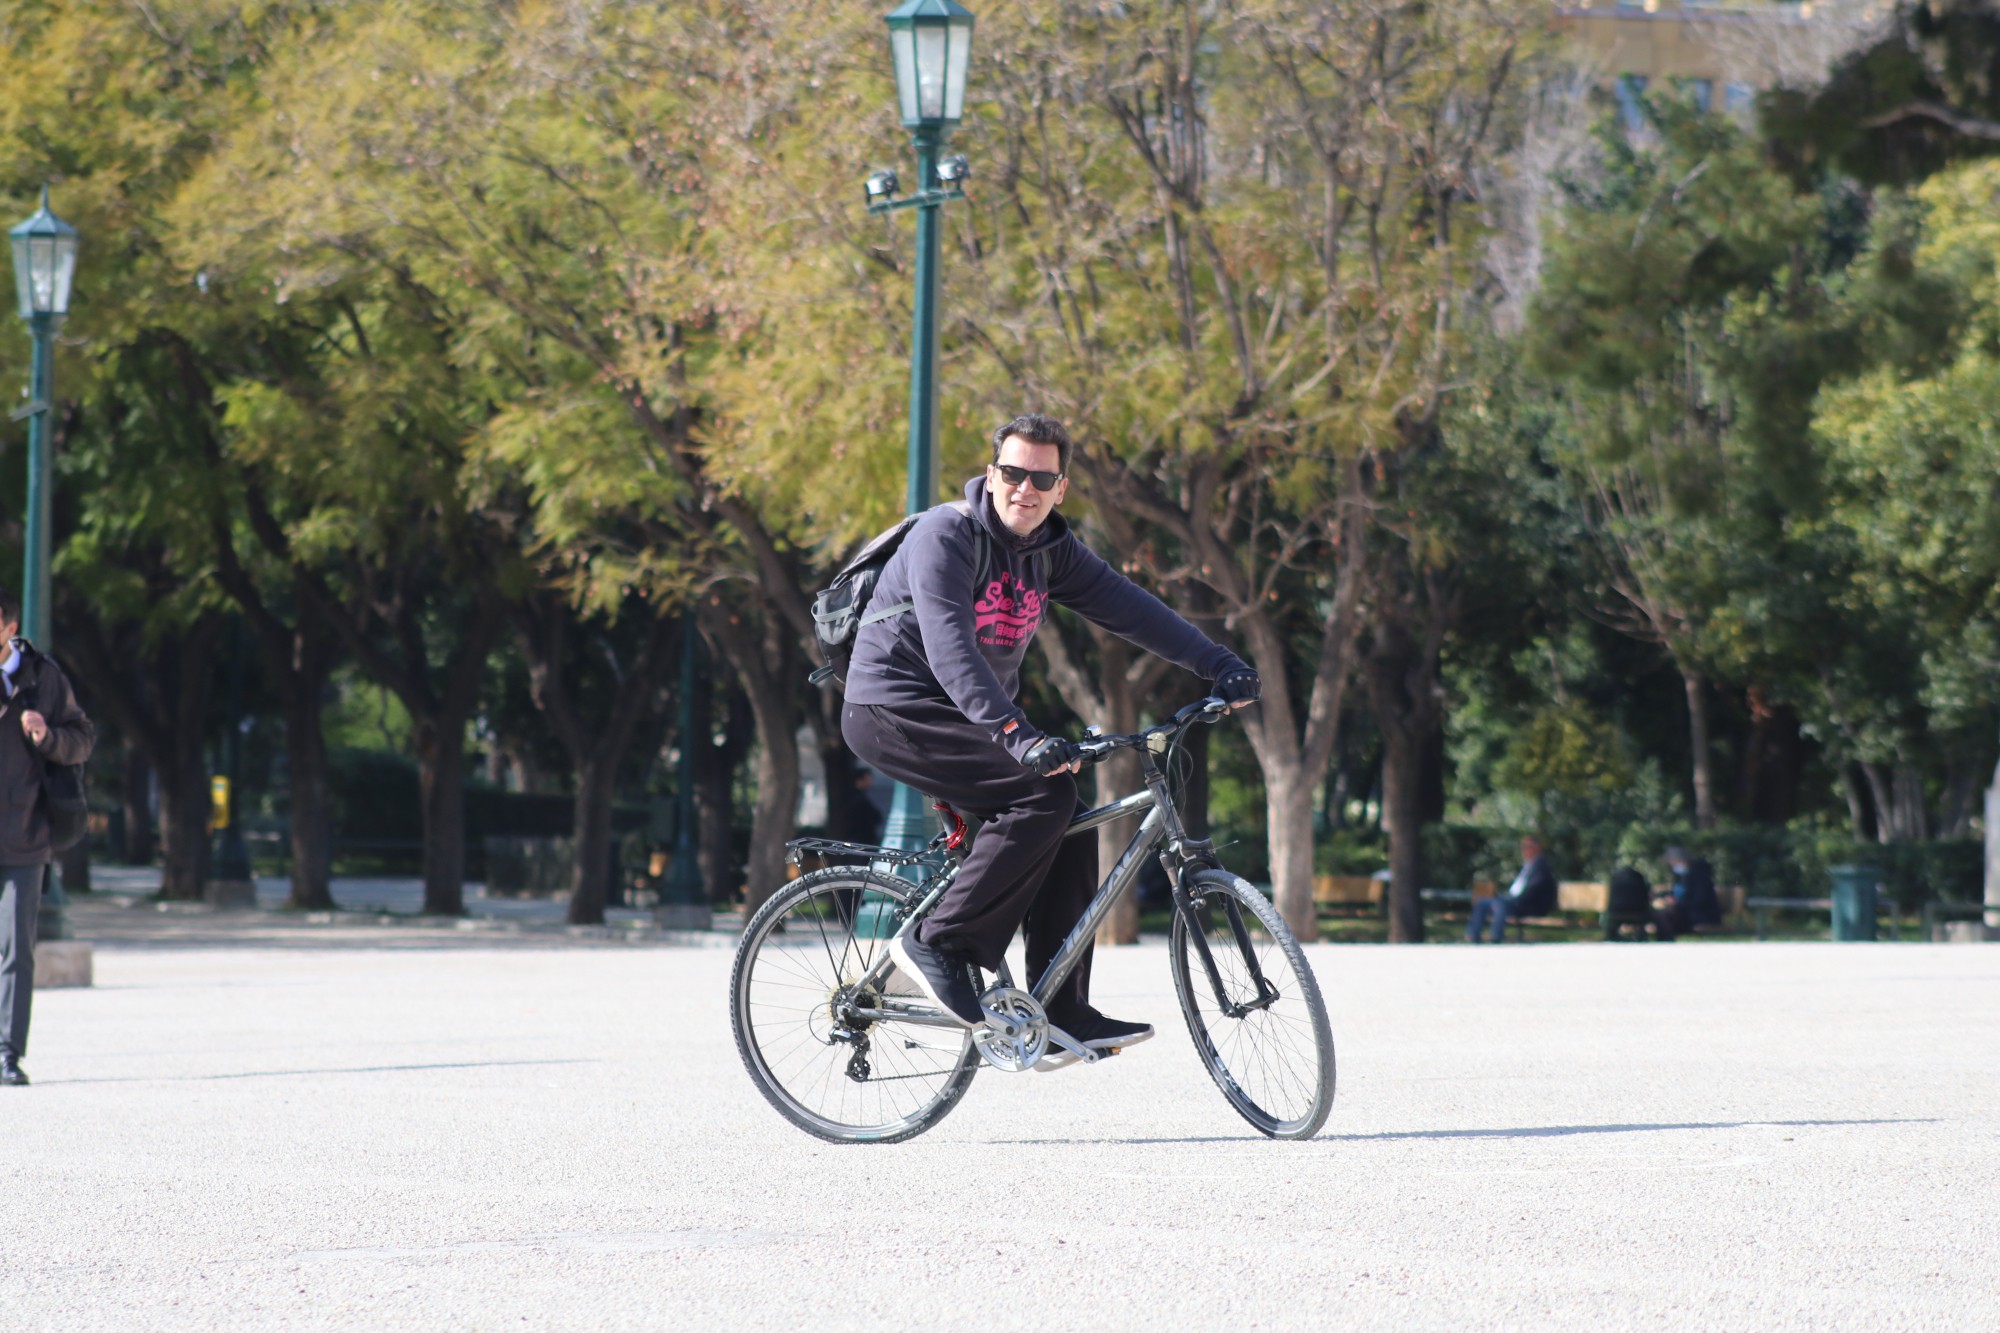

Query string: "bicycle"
[[729, 696, 1336, 1144]]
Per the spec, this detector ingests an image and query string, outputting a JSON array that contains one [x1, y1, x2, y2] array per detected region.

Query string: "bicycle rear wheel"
[[731, 866, 978, 1144], [1169, 868, 1335, 1140]]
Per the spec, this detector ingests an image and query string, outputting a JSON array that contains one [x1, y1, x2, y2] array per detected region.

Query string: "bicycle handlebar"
[[1070, 695, 1232, 766]]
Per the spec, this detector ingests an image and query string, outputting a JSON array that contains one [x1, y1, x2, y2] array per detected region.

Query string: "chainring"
[[972, 985, 1049, 1073]]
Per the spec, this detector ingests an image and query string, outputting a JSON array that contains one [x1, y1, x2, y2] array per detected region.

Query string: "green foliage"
[[1492, 701, 1634, 801]]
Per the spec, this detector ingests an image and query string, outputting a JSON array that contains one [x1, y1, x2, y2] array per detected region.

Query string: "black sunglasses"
[[993, 463, 1064, 492]]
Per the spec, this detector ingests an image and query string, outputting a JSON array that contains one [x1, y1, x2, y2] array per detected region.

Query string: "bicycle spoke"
[[1172, 873, 1333, 1140], [733, 869, 976, 1144]]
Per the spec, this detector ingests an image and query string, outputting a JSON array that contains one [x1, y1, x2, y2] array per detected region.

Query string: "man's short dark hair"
[[0, 587, 18, 630], [991, 413, 1073, 475]]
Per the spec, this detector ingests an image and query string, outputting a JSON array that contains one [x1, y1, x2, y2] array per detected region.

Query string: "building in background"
[[1559, 1, 1878, 126]]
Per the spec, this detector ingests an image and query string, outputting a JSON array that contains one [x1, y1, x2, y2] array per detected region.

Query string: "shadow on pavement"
[[1323, 1117, 1935, 1141], [37, 1058, 596, 1087], [994, 1117, 1936, 1146]]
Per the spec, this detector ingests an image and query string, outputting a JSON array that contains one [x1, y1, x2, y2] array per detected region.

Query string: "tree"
[[886, 0, 1554, 940]]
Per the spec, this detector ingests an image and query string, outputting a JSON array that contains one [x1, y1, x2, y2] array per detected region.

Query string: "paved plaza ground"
[[3, 895, 1996, 1330]]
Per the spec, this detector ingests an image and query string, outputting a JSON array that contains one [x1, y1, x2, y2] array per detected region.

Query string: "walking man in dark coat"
[[0, 588, 96, 1086]]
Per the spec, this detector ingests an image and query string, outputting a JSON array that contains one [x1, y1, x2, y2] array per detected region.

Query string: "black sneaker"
[[1051, 1007, 1155, 1051], [889, 934, 985, 1028], [0, 1053, 26, 1086]]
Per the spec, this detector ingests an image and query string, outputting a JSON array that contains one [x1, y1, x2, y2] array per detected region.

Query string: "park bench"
[[1745, 893, 1906, 940], [1746, 895, 1832, 940], [1312, 873, 1384, 918], [1501, 880, 1636, 940], [1920, 900, 1995, 942]]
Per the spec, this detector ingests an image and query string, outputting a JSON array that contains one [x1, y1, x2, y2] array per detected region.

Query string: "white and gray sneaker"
[[888, 933, 985, 1027]]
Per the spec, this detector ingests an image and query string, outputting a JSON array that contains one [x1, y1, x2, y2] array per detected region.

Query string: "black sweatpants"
[[842, 698, 1096, 1020]]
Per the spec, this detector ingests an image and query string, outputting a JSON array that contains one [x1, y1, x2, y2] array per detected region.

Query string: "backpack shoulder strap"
[[948, 500, 994, 592]]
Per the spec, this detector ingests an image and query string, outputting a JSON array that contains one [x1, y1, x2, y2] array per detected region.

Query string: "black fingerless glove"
[[1023, 736, 1081, 776], [1215, 668, 1261, 706]]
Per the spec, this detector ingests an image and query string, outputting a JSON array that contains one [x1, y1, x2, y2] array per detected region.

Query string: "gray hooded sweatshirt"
[[844, 476, 1247, 764]]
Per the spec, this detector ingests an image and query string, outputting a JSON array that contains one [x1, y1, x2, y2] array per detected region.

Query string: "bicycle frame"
[[836, 708, 1270, 1034]]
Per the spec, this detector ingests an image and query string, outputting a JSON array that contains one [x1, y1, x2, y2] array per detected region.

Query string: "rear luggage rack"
[[785, 837, 933, 866]]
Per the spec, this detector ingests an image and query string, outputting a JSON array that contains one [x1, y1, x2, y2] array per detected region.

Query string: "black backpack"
[[809, 500, 996, 690]]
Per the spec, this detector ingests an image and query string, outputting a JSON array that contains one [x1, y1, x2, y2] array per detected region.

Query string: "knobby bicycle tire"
[[731, 866, 979, 1144], [1169, 868, 1335, 1140]]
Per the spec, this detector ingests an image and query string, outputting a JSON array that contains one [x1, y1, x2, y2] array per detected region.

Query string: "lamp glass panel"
[[28, 235, 57, 313], [943, 15, 972, 122], [915, 25, 947, 120], [9, 239, 29, 322], [890, 27, 919, 123], [51, 234, 77, 315]]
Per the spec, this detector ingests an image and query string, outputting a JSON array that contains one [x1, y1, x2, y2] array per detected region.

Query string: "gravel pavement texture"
[[4, 926, 1995, 1331]]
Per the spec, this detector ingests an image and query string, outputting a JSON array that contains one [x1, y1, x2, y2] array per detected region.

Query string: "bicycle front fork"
[[1174, 881, 1281, 1018]]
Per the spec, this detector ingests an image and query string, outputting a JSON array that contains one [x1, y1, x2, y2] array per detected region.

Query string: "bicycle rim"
[[1169, 869, 1335, 1140], [731, 868, 978, 1144]]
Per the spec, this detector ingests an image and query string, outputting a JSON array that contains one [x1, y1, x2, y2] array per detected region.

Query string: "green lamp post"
[[9, 187, 79, 649], [10, 187, 80, 942], [870, 0, 975, 853]]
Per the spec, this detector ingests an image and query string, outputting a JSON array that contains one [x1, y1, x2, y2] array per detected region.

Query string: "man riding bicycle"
[[842, 413, 1259, 1052]]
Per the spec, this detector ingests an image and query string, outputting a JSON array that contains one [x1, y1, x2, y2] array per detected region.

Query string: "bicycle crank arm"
[[1035, 1025, 1101, 1070]]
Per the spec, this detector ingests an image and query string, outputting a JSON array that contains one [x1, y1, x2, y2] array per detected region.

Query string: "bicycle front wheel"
[[731, 866, 978, 1144], [1169, 868, 1335, 1140]]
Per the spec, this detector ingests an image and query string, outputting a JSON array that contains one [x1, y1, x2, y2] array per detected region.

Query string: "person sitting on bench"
[[1652, 846, 1721, 942], [1468, 835, 1557, 944]]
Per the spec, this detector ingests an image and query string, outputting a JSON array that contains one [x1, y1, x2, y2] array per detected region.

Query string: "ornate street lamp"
[[869, 0, 976, 853], [9, 186, 79, 649], [10, 186, 80, 943]]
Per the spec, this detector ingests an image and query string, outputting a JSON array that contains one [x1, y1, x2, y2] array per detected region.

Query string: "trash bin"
[[1828, 865, 1879, 942]]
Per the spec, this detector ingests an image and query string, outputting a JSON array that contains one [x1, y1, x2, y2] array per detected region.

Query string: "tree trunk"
[[1738, 688, 1802, 825], [1378, 716, 1427, 943], [53, 608, 221, 898], [158, 742, 212, 900], [1096, 747, 1146, 947], [513, 593, 679, 927], [1893, 763, 1930, 842], [1682, 668, 1715, 829], [281, 683, 336, 911], [160, 620, 223, 900], [1860, 762, 1898, 843], [566, 755, 617, 923], [704, 598, 802, 918], [1843, 765, 1873, 842], [742, 730, 798, 918], [1261, 761, 1320, 942], [415, 718, 469, 916], [1939, 760, 1980, 840], [695, 675, 742, 905], [121, 747, 154, 865]]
